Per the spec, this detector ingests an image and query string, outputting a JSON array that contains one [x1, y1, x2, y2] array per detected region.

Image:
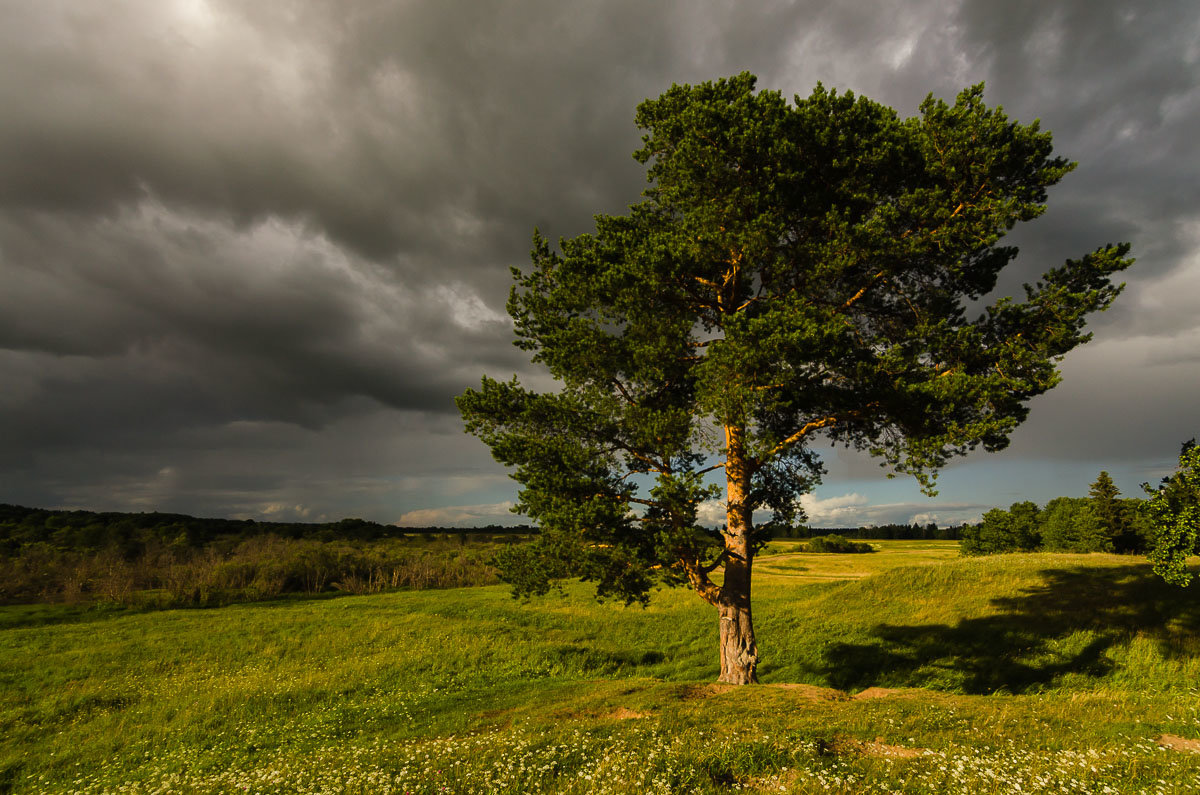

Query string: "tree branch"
[[590, 490, 666, 511], [681, 555, 722, 605], [841, 270, 886, 310], [887, 278, 922, 320], [607, 439, 668, 474], [612, 378, 638, 406], [759, 415, 841, 462], [618, 468, 669, 481]]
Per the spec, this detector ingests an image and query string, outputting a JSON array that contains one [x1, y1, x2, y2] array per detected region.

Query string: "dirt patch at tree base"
[[676, 683, 739, 699], [1157, 734, 1200, 753], [677, 682, 936, 702], [764, 683, 849, 701]]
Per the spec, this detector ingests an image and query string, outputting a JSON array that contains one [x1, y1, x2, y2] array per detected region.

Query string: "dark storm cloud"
[[958, 0, 1200, 464], [0, 205, 518, 414], [957, 1, 1200, 266], [1, 0, 1198, 520]]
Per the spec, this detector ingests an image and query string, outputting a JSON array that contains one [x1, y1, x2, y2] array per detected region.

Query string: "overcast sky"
[[2, 0, 1198, 528]]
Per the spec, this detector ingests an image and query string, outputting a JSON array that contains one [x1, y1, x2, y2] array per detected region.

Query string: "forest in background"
[[960, 472, 1153, 556], [0, 469, 1161, 609], [0, 504, 526, 607]]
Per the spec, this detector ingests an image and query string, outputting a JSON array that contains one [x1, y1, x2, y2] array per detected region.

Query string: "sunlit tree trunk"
[[719, 424, 759, 684]]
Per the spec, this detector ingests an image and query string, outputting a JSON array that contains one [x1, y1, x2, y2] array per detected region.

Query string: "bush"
[[801, 535, 875, 554]]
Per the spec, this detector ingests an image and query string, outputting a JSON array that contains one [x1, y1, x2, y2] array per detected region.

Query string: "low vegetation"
[[4, 540, 1198, 793], [0, 503, 536, 608], [798, 534, 875, 554], [0, 530, 507, 608]]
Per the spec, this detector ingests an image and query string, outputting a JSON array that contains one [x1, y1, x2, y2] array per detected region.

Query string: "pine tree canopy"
[[457, 73, 1134, 683]]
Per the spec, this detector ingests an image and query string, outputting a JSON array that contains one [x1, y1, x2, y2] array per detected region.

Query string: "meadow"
[[3, 539, 1200, 793]]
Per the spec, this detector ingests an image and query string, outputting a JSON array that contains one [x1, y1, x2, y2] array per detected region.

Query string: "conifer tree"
[[1088, 470, 1124, 546], [458, 74, 1133, 683]]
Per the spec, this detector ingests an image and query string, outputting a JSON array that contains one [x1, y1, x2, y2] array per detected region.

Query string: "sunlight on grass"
[[4, 541, 1200, 793], [756, 539, 960, 584]]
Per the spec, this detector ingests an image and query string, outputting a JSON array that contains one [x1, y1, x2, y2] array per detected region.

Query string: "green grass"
[[3, 541, 1199, 793], [757, 538, 959, 582]]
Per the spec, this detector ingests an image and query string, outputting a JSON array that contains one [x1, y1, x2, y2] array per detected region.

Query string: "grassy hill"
[[3, 541, 1199, 793]]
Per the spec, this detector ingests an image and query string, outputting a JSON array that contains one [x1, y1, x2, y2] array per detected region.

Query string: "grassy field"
[[757, 539, 960, 582], [3, 540, 1200, 793]]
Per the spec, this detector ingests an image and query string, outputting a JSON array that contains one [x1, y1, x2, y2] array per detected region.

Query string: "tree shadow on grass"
[[821, 564, 1200, 694], [540, 644, 666, 676]]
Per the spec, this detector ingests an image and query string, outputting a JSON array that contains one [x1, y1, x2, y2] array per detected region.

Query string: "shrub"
[[801, 535, 874, 554]]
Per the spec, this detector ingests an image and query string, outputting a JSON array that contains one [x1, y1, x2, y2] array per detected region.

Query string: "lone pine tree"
[[457, 74, 1133, 684]]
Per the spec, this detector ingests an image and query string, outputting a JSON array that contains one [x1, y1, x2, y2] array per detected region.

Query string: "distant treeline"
[[961, 472, 1151, 556], [0, 504, 528, 607], [0, 503, 965, 555], [1, 534, 502, 608], [0, 503, 531, 557], [776, 522, 964, 541]]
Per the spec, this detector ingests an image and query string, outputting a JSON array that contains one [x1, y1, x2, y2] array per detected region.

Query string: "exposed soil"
[[852, 687, 922, 700], [1157, 734, 1200, 754], [764, 683, 849, 701], [678, 682, 933, 702], [831, 735, 928, 759], [676, 682, 739, 699], [859, 738, 928, 759], [551, 705, 653, 721]]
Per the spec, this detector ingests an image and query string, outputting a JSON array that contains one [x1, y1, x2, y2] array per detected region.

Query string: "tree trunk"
[[718, 575, 758, 684], [718, 423, 759, 684]]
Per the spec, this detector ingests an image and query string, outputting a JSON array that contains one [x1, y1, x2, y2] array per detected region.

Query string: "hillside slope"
[[3, 547, 1198, 793]]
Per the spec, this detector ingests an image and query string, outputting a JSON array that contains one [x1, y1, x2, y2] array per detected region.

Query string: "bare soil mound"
[[764, 683, 849, 701], [1158, 734, 1200, 754], [853, 687, 922, 700], [676, 683, 738, 699], [830, 735, 928, 759]]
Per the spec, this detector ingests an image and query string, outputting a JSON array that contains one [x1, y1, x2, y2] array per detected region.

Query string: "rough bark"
[[717, 569, 758, 683], [718, 424, 760, 684]]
